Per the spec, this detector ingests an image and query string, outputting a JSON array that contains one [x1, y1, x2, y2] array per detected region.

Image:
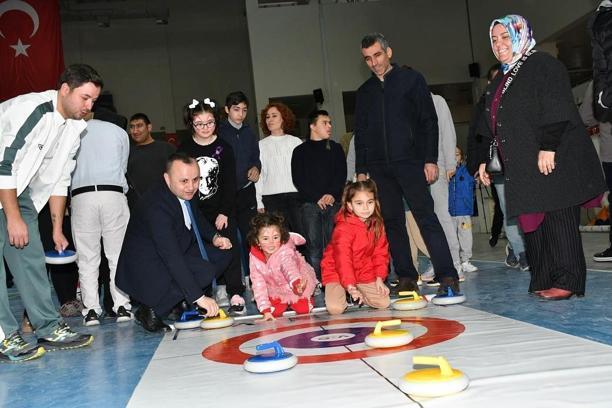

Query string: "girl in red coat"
[[321, 180, 390, 314]]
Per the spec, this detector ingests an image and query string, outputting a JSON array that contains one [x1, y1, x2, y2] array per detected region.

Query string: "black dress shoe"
[[167, 300, 193, 321], [135, 306, 171, 332], [489, 234, 499, 247]]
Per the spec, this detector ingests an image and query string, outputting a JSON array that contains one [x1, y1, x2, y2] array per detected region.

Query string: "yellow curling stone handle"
[[404, 355, 465, 382], [398, 291, 422, 301], [210, 309, 227, 320], [373, 319, 402, 336], [413, 356, 454, 376]]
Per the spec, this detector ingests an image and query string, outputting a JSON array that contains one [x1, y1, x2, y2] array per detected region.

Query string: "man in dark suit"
[[116, 153, 232, 332]]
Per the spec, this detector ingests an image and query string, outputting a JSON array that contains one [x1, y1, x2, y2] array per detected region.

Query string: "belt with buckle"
[[71, 185, 123, 197]]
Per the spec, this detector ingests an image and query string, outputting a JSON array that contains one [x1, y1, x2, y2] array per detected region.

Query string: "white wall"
[[62, 0, 256, 133], [247, 0, 600, 137], [61, 0, 600, 136]]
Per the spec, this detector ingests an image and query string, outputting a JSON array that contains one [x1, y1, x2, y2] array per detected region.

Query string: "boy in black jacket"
[[291, 110, 347, 280]]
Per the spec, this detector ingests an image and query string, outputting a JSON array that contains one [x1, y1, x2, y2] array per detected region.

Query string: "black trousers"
[[369, 162, 456, 280], [235, 184, 257, 277], [37, 204, 79, 306], [262, 192, 302, 235], [524, 206, 586, 295], [201, 211, 245, 299], [155, 243, 232, 316], [490, 184, 504, 237]]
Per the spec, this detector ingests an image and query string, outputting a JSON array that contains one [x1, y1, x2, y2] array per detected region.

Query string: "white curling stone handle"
[[399, 374, 469, 397], [244, 354, 298, 373]]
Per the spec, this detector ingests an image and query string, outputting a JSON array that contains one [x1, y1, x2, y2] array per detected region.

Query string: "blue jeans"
[[301, 202, 339, 279], [493, 176, 526, 255]]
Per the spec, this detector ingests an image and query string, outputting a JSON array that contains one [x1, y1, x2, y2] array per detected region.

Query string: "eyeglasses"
[[193, 121, 215, 129]]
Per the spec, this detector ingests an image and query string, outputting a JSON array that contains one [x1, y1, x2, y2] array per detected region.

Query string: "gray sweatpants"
[[452, 215, 473, 262], [429, 170, 461, 266], [0, 190, 62, 338]]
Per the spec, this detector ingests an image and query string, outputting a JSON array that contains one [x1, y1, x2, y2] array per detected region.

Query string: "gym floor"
[[3, 233, 612, 407]]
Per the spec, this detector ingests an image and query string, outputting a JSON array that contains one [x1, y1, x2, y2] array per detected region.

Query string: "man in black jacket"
[[354, 33, 460, 295], [116, 153, 232, 332]]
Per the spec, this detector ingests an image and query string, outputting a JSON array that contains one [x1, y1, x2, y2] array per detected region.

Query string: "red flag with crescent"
[[0, 0, 64, 102]]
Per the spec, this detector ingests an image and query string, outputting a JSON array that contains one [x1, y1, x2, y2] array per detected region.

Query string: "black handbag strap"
[[493, 49, 537, 148]]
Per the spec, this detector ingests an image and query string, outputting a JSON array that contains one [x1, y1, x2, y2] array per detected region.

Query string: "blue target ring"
[[277, 327, 372, 349]]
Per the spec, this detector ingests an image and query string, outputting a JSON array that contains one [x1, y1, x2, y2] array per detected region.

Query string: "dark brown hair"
[[247, 212, 290, 247], [259, 102, 296, 136], [340, 180, 385, 241]]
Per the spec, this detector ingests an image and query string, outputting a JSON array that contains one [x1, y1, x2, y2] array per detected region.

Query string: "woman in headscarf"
[[476, 14, 606, 300]]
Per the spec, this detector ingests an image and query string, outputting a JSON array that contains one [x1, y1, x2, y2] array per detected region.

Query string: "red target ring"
[[202, 317, 465, 364]]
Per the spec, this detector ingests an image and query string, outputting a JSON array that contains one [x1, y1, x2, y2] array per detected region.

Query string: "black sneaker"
[[391, 277, 420, 296], [518, 252, 529, 271], [593, 247, 612, 262], [83, 309, 100, 326], [505, 244, 519, 268], [116, 306, 132, 323], [37, 322, 94, 351], [0, 332, 45, 363], [228, 295, 246, 316]]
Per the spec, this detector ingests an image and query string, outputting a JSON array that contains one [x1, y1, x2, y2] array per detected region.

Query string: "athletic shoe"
[[489, 234, 499, 247], [83, 309, 100, 326], [420, 264, 435, 283], [391, 277, 420, 295], [593, 247, 612, 262], [228, 294, 246, 316], [461, 261, 478, 273], [0, 332, 45, 363], [426, 279, 440, 287], [116, 306, 132, 323], [518, 252, 529, 271], [215, 285, 229, 307], [457, 267, 466, 283], [36, 322, 94, 351], [59, 300, 83, 317], [505, 244, 519, 268]]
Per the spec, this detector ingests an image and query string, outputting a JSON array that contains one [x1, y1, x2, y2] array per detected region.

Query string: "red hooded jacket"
[[321, 211, 389, 287]]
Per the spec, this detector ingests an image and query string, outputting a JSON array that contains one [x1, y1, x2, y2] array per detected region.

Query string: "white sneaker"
[[461, 261, 478, 273], [457, 268, 465, 282], [215, 285, 229, 307], [420, 264, 435, 282]]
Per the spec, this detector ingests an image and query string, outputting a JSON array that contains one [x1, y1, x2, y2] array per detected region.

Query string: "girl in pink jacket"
[[248, 213, 317, 321]]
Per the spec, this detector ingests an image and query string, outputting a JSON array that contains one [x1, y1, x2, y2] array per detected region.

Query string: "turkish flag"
[[0, 0, 64, 102]]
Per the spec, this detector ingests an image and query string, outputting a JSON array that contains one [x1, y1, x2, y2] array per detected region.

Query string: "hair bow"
[[203, 98, 215, 108], [188, 99, 199, 109]]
